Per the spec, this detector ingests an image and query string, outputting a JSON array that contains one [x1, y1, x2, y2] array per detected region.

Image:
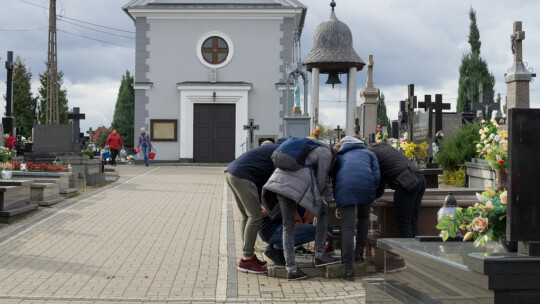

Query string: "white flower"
[[485, 144, 491, 149], [481, 120, 486, 123], [494, 135, 500, 142], [484, 127, 489, 133], [484, 140, 488, 144], [476, 144, 482, 149], [481, 134, 486, 140], [479, 129, 484, 135], [489, 133, 495, 140], [476, 193, 487, 203], [487, 149, 492, 154]]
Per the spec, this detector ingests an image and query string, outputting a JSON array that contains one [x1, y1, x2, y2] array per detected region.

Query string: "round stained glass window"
[[201, 36, 229, 65]]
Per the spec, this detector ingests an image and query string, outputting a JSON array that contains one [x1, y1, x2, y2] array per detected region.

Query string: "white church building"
[[123, 0, 306, 162]]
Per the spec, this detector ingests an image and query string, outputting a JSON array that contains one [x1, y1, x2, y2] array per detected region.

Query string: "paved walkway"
[[0, 166, 393, 304]]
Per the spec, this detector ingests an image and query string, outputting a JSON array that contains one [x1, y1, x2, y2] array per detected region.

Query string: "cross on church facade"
[[406, 84, 417, 142], [243, 118, 259, 144], [68, 107, 85, 151]]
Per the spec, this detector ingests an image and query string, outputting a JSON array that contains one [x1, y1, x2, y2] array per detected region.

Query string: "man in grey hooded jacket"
[[262, 139, 339, 280]]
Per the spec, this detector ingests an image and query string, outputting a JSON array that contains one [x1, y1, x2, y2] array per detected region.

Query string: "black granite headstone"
[[507, 108, 540, 242]]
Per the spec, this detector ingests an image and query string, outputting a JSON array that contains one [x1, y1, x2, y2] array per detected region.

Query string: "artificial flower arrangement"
[[399, 141, 429, 161], [310, 125, 324, 140], [0, 146, 14, 163], [11, 162, 67, 172], [475, 119, 508, 172], [437, 187, 507, 247]]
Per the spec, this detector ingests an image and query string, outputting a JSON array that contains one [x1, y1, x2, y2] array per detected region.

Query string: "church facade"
[[123, 0, 306, 162]]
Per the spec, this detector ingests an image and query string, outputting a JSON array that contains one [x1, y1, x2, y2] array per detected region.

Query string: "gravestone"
[[472, 84, 500, 121], [405, 85, 417, 142], [507, 108, 540, 255], [397, 100, 408, 138], [391, 120, 399, 139], [68, 107, 85, 152]]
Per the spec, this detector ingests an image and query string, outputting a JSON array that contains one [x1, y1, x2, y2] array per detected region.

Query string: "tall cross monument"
[[505, 21, 536, 109], [359, 55, 379, 139]]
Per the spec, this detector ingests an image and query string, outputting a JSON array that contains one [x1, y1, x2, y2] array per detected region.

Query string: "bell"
[[325, 72, 341, 88]]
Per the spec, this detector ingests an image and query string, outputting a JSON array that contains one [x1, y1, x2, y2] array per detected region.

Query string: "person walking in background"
[[137, 127, 153, 167], [225, 138, 286, 274], [106, 129, 123, 166], [332, 136, 380, 281]]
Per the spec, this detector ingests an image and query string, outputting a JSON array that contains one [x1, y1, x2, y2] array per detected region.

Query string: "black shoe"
[[295, 245, 314, 254], [264, 245, 285, 266], [354, 248, 365, 263], [315, 254, 340, 267], [287, 269, 308, 281], [146, 164, 149, 167], [344, 270, 354, 281]]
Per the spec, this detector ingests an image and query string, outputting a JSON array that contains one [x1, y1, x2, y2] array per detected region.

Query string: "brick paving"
[[0, 165, 490, 304]]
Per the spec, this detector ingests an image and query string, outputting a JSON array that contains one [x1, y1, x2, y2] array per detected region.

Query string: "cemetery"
[[1, 0, 540, 303]]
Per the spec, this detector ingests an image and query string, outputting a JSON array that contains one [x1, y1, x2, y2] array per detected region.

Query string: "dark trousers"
[[393, 172, 426, 238], [110, 148, 119, 165], [340, 203, 371, 271]]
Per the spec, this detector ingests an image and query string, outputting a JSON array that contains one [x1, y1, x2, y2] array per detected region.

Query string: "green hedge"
[[436, 122, 480, 171]]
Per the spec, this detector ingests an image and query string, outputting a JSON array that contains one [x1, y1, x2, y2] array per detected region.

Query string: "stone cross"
[[243, 118, 259, 144], [419, 94, 451, 133], [3, 51, 15, 136], [406, 84, 417, 142], [511, 21, 525, 62], [354, 118, 360, 135], [366, 55, 374, 89], [68, 107, 85, 151], [334, 125, 343, 140], [473, 85, 500, 120], [86, 127, 95, 143]]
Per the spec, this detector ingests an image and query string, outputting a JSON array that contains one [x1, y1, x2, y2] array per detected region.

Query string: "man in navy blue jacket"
[[225, 138, 285, 274]]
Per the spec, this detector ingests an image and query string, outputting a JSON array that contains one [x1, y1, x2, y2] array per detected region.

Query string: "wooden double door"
[[193, 104, 235, 163]]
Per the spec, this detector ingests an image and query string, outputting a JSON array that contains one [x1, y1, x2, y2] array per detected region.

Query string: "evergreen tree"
[[38, 66, 69, 124], [456, 7, 495, 114], [111, 71, 135, 147], [11, 56, 38, 138], [378, 92, 391, 134]]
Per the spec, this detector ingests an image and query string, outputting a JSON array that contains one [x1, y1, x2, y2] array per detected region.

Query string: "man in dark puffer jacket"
[[225, 138, 286, 274], [369, 142, 426, 238]]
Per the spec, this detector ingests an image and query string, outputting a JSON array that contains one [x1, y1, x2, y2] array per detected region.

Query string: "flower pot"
[[496, 170, 508, 191], [500, 236, 518, 253]]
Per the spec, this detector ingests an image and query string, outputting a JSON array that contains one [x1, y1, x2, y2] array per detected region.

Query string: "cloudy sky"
[[1, 0, 539, 134]]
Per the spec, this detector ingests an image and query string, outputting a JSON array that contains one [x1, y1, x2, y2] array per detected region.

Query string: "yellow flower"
[[479, 129, 484, 135], [463, 231, 473, 242], [484, 127, 489, 133], [484, 188, 496, 197], [482, 201, 494, 212], [481, 134, 486, 140]]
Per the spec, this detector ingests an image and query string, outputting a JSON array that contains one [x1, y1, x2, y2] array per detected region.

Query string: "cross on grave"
[[243, 118, 259, 144], [406, 84, 417, 142], [86, 127, 95, 143], [334, 125, 343, 140], [419, 94, 451, 133], [511, 22, 526, 62], [68, 107, 85, 151], [2, 51, 15, 136], [472, 85, 500, 120]]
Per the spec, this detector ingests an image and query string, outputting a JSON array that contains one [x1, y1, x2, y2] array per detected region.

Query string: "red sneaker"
[[325, 244, 335, 254], [237, 258, 268, 274], [251, 254, 267, 266]]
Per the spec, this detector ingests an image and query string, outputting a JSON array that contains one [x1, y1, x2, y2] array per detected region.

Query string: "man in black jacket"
[[225, 138, 286, 274], [369, 142, 426, 238]]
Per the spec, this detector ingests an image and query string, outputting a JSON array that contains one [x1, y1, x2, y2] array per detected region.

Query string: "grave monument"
[[358, 55, 378, 140]]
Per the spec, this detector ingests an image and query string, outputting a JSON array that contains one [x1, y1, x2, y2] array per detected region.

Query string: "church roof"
[[124, 0, 305, 9], [303, 1, 364, 73]]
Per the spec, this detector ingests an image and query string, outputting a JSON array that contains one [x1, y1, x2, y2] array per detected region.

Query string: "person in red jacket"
[[105, 129, 123, 166]]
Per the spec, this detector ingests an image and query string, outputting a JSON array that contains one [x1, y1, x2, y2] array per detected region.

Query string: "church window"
[[201, 36, 229, 65]]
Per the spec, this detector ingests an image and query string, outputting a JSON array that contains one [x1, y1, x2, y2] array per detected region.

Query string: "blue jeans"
[[141, 145, 151, 165], [267, 224, 316, 250]]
